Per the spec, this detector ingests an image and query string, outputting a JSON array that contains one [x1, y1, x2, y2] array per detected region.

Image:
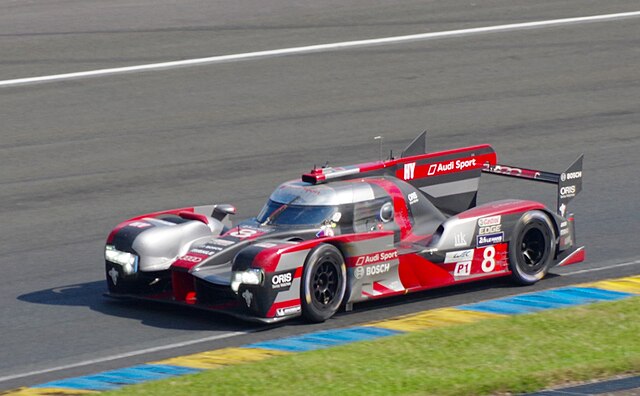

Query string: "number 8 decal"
[[481, 246, 496, 272]]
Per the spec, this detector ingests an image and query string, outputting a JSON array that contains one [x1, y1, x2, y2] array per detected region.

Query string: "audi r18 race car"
[[104, 133, 585, 323]]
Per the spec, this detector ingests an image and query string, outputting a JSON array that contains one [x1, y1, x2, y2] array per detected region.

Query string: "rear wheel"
[[301, 244, 346, 322], [509, 210, 556, 285]]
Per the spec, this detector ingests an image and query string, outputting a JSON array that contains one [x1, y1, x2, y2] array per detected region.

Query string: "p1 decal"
[[454, 261, 472, 276]]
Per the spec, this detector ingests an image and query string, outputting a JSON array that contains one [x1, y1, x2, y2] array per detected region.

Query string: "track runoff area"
[[2, 274, 638, 394]]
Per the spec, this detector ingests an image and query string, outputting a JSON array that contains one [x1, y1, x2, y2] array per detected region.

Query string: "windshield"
[[257, 200, 337, 226]]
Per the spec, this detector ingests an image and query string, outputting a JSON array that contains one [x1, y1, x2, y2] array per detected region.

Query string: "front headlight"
[[105, 245, 139, 275], [230, 268, 264, 293]]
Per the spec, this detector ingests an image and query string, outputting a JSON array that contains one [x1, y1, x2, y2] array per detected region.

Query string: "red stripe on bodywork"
[[558, 246, 586, 266], [394, 152, 497, 180], [372, 282, 394, 294], [302, 144, 496, 184], [178, 211, 210, 224], [366, 179, 412, 239], [106, 207, 196, 243]]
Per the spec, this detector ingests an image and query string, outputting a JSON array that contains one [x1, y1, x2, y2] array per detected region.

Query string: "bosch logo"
[[354, 266, 364, 279], [366, 263, 390, 276], [272, 273, 292, 285], [566, 171, 582, 180]]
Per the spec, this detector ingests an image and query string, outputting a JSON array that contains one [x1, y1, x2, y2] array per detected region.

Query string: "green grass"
[[108, 297, 640, 396]]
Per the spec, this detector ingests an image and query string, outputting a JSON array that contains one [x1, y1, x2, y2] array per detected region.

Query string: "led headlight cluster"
[[230, 268, 263, 293], [105, 245, 139, 275]]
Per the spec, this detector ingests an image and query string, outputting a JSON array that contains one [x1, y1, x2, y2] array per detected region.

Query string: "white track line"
[[0, 331, 248, 383], [560, 260, 640, 276], [2, 10, 640, 87]]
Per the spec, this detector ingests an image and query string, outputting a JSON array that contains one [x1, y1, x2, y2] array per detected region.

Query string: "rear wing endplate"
[[482, 154, 583, 217]]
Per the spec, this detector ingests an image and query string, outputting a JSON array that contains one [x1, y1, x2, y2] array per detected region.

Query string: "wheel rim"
[[520, 227, 547, 273], [312, 260, 338, 306]]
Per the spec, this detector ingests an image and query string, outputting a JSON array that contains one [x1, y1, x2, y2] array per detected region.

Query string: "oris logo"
[[271, 271, 294, 290], [560, 185, 576, 197], [272, 273, 292, 285]]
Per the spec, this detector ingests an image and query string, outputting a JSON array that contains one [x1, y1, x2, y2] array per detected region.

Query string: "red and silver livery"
[[104, 132, 584, 323]]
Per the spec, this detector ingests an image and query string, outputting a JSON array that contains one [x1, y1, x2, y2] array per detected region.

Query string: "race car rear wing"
[[301, 132, 582, 217], [482, 154, 583, 217], [302, 132, 498, 215]]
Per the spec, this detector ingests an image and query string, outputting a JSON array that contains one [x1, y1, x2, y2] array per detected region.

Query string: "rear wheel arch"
[[508, 210, 556, 285]]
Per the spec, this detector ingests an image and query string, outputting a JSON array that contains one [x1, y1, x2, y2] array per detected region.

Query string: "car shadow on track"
[[17, 280, 264, 332], [17, 272, 562, 333]]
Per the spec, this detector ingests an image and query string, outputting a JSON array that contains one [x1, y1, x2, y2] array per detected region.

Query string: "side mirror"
[[212, 204, 236, 221]]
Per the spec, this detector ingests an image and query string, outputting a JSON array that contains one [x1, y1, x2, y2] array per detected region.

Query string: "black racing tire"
[[301, 244, 347, 323], [509, 210, 556, 285]]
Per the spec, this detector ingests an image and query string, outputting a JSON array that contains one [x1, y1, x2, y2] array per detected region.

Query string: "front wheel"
[[301, 244, 347, 322], [509, 210, 556, 285]]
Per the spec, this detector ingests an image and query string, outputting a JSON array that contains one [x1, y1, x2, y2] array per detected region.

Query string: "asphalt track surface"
[[1, 0, 639, 391]]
